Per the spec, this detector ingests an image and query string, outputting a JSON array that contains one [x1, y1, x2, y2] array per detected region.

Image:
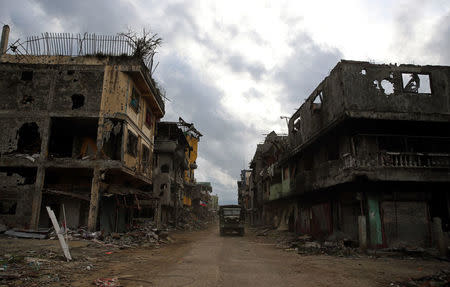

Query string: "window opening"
[[21, 71, 33, 81], [71, 94, 85, 109], [17, 122, 41, 154], [130, 87, 140, 112], [126, 131, 138, 157], [0, 200, 17, 215], [145, 108, 152, 127], [402, 73, 431, 94]]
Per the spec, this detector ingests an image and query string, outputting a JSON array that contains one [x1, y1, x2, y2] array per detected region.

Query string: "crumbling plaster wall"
[[342, 62, 450, 117], [0, 63, 105, 113], [289, 61, 450, 150], [0, 171, 35, 227], [0, 117, 46, 155]]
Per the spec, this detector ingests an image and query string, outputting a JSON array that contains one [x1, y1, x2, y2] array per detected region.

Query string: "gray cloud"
[[275, 33, 342, 111], [226, 53, 267, 80], [427, 12, 450, 64]]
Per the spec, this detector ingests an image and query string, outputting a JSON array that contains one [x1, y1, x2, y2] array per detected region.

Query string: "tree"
[[119, 28, 162, 75]]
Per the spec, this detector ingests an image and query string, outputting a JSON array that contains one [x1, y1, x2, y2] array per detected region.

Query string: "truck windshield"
[[223, 208, 241, 216]]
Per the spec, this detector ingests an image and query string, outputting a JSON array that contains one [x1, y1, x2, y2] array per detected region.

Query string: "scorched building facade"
[[0, 27, 165, 232]]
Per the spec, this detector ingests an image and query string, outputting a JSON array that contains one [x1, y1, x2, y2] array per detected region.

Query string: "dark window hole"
[[21, 71, 33, 81], [21, 94, 34, 104], [71, 94, 85, 109]]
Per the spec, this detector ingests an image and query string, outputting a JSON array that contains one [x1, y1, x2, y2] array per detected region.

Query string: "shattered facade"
[[152, 121, 190, 225], [0, 28, 165, 232], [245, 60, 450, 250]]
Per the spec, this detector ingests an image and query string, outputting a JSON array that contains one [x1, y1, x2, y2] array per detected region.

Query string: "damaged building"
[[152, 121, 189, 225], [245, 60, 450, 250], [152, 118, 205, 226], [0, 27, 165, 232]]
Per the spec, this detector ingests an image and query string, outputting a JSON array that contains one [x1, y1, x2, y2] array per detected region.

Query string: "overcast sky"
[[1, 0, 449, 204]]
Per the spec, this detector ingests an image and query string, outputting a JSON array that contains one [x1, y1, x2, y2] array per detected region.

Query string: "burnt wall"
[[0, 169, 36, 227], [288, 61, 450, 150], [0, 63, 104, 114], [342, 61, 450, 117]]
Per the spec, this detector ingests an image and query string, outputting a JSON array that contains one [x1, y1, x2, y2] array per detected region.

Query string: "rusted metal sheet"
[[381, 201, 430, 248]]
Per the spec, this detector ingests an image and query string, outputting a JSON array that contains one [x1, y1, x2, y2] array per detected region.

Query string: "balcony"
[[343, 152, 450, 169]]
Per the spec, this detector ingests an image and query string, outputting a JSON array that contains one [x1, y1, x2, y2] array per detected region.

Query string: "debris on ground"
[[391, 269, 450, 287], [94, 277, 121, 286], [175, 208, 211, 231]]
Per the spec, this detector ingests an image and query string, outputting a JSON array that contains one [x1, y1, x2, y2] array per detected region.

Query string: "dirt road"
[[2, 226, 449, 286], [70, 226, 448, 287]]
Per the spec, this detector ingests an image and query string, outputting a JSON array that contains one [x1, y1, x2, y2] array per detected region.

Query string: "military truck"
[[219, 205, 245, 236]]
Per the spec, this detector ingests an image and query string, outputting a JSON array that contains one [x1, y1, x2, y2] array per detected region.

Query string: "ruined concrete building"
[[0, 27, 165, 232], [193, 182, 212, 219], [152, 118, 206, 225], [247, 60, 450, 250], [247, 132, 288, 225], [152, 121, 190, 225]]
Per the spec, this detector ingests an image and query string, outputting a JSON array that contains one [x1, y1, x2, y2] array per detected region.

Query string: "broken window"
[[17, 122, 41, 154], [0, 200, 17, 215], [293, 117, 301, 133], [49, 118, 98, 158], [142, 144, 150, 170], [313, 91, 323, 104], [21, 71, 33, 81], [145, 108, 152, 127], [311, 91, 323, 111], [402, 73, 431, 94], [126, 131, 138, 157], [130, 87, 140, 113], [71, 94, 85, 109]]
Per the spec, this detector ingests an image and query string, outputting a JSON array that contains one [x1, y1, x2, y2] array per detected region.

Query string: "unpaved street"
[[2, 226, 449, 286], [64, 226, 449, 287]]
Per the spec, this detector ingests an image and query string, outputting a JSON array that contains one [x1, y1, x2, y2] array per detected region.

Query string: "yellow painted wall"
[[100, 65, 157, 176], [183, 196, 192, 206], [184, 135, 199, 183]]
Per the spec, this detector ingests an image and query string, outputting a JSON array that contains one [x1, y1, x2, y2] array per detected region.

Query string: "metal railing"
[[20, 33, 133, 57], [343, 152, 450, 169]]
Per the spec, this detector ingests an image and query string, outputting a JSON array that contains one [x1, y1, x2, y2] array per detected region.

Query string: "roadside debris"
[[94, 277, 121, 286], [391, 269, 450, 287], [4, 230, 47, 239], [46, 206, 72, 261]]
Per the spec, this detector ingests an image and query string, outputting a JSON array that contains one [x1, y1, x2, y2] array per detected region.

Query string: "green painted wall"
[[367, 194, 383, 246], [281, 178, 290, 195], [269, 183, 282, 201]]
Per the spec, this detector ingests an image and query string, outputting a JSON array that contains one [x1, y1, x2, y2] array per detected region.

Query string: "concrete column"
[[433, 217, 447, 257], [0, 25, 10, 55], [155, 200, 162, 229], [358, 215, 367, 251], [88, 167, 101, 231], [30, 166, 45, 230]]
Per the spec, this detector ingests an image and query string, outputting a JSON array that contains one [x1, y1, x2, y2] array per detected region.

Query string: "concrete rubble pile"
[[255, 227, 360, 257], [102, 219, 172, 248], [175, 208, 210, 231]]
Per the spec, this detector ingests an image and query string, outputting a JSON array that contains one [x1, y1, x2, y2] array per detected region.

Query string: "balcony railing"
[[343, 152, 450, 169]]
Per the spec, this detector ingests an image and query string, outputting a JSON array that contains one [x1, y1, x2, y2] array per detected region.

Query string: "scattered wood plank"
[[4, 230, 46, 239]]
